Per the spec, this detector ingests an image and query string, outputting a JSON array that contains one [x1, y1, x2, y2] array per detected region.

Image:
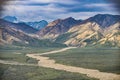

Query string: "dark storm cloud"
[[0, 0, 9, 11], [0, 0, 27, 16], [108, 0, 120, 13], [0, 0, 15, 16]]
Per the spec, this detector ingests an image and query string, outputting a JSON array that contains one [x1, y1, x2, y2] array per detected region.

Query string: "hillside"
[[0, 19, 38, 34], [38, 17, 82, 39], [0, 19, 66, 47], [60, 22, 120, 47], [54, 14, 120, 47], [1, 14, 120, 48], [2, 16, 48, 30]]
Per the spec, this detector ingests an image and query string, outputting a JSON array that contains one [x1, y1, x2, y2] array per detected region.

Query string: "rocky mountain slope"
[[54, 14, 120, 47], [38, 17, 82, 39], [85, 14, 120, 28], [1, 14, 120, 47], [59, 22, 120, 47], [0, 19, 38, 34], [0, 19, 66, 47]]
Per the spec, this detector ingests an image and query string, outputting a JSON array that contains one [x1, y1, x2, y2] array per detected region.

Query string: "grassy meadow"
[[0, 47, 60, 64], [0, 47, 98, 80], [44, 47, 120, 74], [0, 64, 98, 80]]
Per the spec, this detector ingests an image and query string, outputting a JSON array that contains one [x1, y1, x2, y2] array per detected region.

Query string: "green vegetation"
[[0, 47, 61, 64], [0, 46, 61, 54], [0, 52, 37, 64], [0, 64, 98, 80], [84, 32, 102, 45], [55, 32, 73, 43], [114, 31, 120, 35], [12, 39, 67, 48], [0, 47, 98, 80], [44, 47, 120, 74]]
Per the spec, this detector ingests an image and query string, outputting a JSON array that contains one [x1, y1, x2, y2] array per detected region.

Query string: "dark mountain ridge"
[[38, 17, 82, 38], [85, 14, 120, 28], [1, 14, 120, 47], [3, 16, 18, 23], [0, 20, 66, 47], [0, 19, 38, 34], [2, 16, 48, 30]]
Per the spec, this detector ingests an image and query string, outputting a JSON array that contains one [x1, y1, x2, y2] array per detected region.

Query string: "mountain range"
[[3, 16, 18, 23], [0, 19, 66, 47], [38, 17, 82, 39], [0, 14, 120, 48], [0, 19, 38, 34], [2, 16, 48, 30], [26, 20, 48, 30]]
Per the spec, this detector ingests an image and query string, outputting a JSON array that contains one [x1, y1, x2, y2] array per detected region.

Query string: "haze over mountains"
[[26, 20, 48, 30], [0, 14, 120, 47], [3, 16, 18, 23], [2, 16, 48, 30], [0, 19, 38, 34]]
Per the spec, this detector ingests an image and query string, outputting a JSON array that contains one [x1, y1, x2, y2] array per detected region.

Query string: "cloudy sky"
[[1, 0, 119, 22]]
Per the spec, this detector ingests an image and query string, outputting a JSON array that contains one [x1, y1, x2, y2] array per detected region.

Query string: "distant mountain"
[[0, 19, 38, 34], [26, 20, 48, 30], [3, 16, 48, 30], [3, 16, 18, 23], [54, 14, 120, 47], [85, 14, 120, 28], [38, 17, 82, 39], [0, 20, 66, 47]]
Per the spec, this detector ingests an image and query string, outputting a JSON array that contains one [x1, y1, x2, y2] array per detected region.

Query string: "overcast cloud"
[[1, 0, 119, 22]]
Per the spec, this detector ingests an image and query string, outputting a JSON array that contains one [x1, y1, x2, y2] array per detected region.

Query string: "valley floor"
[[0, 47, 120, 80], [0, 47, 97, 80], [26, 47, 120, 80]]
